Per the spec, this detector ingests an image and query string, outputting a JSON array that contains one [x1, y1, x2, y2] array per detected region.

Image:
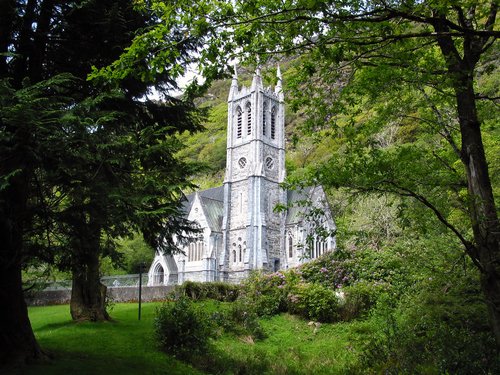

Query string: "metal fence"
[[41, 273, 168, 291], [101, 274, 148, 288]]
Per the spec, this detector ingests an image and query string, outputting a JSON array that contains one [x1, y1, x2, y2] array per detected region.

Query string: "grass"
[[209, 313, 364, 374], [22, 302, 367, 374], [24, 303, 201, 375]]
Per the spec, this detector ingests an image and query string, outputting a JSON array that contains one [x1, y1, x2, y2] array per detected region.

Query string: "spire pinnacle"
[[228, 63, 239, 100], [251, 66, 263, 90], [275, 64, 283, 100]]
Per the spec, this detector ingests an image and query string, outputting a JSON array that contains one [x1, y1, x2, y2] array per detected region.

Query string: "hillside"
[[177, 62, 327, 190]]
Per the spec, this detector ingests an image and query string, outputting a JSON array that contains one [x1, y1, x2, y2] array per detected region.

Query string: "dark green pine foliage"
[[0, 0, 203, 364]]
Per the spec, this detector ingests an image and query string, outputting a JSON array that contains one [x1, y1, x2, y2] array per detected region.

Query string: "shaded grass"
[[23, 302, 367, 374], [208, 313, 364, 374], [24, 303, 201, 375]]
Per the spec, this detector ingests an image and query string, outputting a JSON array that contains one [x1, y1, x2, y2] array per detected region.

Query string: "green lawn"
[[25, 303, 201, 375], [24, 302, 365, 374]]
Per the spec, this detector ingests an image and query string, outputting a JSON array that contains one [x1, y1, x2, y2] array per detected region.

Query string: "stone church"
[[148, 67, 336, 285]]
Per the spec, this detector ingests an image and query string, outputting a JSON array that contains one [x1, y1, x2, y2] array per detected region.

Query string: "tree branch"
[[418, 87, 461, 158], [359, 180, 484, 271]]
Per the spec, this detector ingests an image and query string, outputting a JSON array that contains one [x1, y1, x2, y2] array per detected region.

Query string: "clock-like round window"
[[265, 157, 274, 170], [238, 157, 247, 169]]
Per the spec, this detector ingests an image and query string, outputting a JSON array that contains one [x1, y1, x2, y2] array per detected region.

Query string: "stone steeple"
[[220, 67, 287, 282]]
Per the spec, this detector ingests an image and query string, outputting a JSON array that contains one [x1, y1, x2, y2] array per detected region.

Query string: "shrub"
[[240, 271, 294, 316], [288, 282, 340, 322], [154, 296, 213, 359], [226, 300, 267, 340], [171, 281, 240, 302], [362, 275, 500, 374], [340, 280, 387, 321], [299, 250, 357, 289]]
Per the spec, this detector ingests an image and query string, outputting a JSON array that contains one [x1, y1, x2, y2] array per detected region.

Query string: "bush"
[[288, 282, 340, 322], [340, 280, 387, 321], [154, 296, 213, 359], [240, 271, 294, 316], [362, 275, 500, 374], [172, 281, 240, 302], [299, 250, 357, 289]]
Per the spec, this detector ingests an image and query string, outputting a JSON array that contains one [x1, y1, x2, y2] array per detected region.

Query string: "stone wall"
[[26, 285, 175, 306]]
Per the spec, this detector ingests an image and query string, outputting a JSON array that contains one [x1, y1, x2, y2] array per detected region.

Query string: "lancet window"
[[246, 102, 252, 135], [188, 240, 203, 261], [236, 106, 242, 138], [262, 101, 268, 136], [270, 106, 276, 140]]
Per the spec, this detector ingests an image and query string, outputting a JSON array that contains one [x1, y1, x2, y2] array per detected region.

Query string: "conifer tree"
[[1, 0, 203, 363]]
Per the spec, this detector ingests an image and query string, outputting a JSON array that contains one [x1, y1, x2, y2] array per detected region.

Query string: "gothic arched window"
[[236, 106, 242, 138], [262, 101, 268, 136], [270, 106, 276, 140], [154, 263, 164, 285], [232, 250, 237, 263], [197, 241, 203, 261], [188, 242, 194, 261], [288, 235, 293, 258], [246, 102, 252, 135], [238, 245, 242, 262]]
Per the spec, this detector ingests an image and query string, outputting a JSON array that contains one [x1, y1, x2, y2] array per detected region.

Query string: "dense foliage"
[[167, 236, 499, 373], [122, 0, 500, 347], [170, 280, 240, 302], [154, 297, 214, 359], [0, 0, 207, 364]]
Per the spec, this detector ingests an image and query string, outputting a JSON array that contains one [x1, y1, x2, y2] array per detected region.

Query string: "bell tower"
[[220, 66, 286, 282]]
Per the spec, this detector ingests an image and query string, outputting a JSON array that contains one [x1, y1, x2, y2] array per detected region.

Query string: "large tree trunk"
[[432, 10, 500, 346], [70, 238, 110, 322], [455, 74, 500, 347], [0, 261, 46, 366], [0, 169, 46, 365]]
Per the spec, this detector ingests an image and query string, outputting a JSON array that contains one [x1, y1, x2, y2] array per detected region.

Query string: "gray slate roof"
[[200, 195, 224, 232], [182, 186, 224, 232], [286, 187, 314, 225], [182, 185, 315, 230]]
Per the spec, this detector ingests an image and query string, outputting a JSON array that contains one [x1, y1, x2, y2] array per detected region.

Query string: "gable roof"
[[182, 184, 330, 230], [199, 195, 224, 232], [182, 186, 224, 232], [286, 187, 314, 225]]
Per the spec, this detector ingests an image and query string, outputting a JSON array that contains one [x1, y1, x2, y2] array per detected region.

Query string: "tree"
[[118, 0, 500, 344], [49, 90, 200, 322], [0, 74, 72, 365], [0, 0, 203, 364], [225, 0, 500, 344]]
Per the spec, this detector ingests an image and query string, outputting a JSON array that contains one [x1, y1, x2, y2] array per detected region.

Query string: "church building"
[[148, 67, 336, 285]]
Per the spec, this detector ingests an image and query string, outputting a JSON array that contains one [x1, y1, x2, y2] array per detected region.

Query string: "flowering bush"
[[240, 270, 299, 316], [299, 250, 357, 289], [235, 249, 394, 322]]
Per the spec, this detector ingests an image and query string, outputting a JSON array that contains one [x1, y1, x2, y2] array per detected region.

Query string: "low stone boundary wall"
[[26, 285, 175, 306]]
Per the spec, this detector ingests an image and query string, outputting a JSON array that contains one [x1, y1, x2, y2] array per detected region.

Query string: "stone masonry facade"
[[148, 67, 336, 285]]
